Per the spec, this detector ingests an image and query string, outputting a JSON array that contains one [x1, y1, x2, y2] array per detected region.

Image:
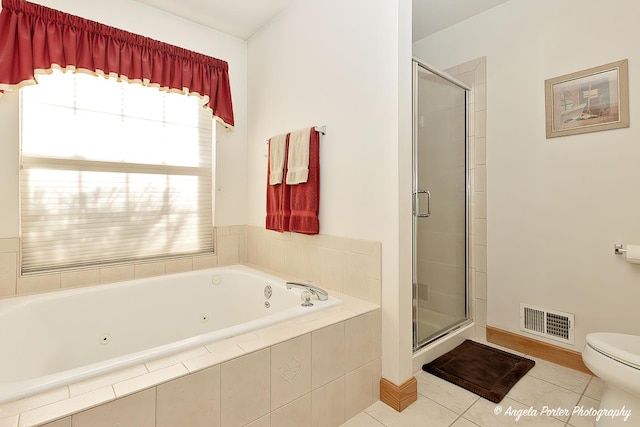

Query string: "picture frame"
[[545, 59, 629, 138]]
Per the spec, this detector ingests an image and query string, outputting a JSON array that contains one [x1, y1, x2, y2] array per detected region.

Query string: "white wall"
[[414, 0, 640, 351], [0, 0, 248, 235], [247, 0, 414, 384]]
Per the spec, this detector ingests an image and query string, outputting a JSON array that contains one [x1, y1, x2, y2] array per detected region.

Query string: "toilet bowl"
[[582, 333, 640, 426]]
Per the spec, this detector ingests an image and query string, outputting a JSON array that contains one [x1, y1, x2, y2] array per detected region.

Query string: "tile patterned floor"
[[341, 340, 607, 427]]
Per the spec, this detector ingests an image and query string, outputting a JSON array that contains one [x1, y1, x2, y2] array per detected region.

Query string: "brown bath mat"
[[422, 340, 535, 403]]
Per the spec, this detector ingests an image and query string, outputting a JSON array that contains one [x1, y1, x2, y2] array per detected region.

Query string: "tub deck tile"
[[0, 387, 69, 420], [113, 364, 188, 399], [18, 387, 115, 427], [145, 346, 210, 372], [185, 342, 246, 374], [0, 415, 17, 427], [69, 365, 148, 397], [315, 309, 360, 327]]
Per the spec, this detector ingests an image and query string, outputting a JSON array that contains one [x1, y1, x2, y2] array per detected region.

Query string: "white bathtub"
[[0, 264, 340, 403]]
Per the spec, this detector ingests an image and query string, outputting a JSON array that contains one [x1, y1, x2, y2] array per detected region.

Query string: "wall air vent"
[[519, 303, 575, 345]]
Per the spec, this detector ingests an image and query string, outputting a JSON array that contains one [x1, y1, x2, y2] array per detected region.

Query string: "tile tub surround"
[[0, 226, 247, 298], [0, 292, 381, 427], [246, 226, 382, 305], [0, 226, 382, 306]]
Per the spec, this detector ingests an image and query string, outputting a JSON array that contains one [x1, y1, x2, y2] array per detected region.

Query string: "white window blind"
[[20, 70, 214, 274]]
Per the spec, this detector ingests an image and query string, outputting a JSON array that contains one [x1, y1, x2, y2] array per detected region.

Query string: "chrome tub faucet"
[[285, 281, 329, 301]]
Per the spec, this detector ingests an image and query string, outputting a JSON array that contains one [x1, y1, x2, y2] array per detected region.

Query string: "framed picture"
[[545, 59, 629, 138]]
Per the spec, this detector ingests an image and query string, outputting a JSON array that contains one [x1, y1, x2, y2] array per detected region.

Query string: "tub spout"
[[286, 281, 329, 301]]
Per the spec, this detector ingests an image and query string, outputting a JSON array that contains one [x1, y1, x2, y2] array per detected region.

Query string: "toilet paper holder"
[[614, 243, 627, 255]]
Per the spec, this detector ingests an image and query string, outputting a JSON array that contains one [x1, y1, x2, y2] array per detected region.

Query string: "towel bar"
[[264, 125, 326, 156]]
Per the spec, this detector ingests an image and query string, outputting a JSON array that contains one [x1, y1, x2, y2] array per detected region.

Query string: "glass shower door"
[[412, 60, 470, 350]]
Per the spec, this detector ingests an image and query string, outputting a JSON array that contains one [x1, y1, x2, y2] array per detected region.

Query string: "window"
[[20, 70, 214, 274]]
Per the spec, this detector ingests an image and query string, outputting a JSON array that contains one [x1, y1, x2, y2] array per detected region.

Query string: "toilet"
[[582, 333, 640, 426]]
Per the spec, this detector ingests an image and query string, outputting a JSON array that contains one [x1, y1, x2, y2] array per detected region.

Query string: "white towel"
[[269, 133, 287, 185], [286, 127, 311, 184]]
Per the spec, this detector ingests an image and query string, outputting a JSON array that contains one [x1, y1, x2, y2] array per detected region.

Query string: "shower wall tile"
[[467, 136, 475, 170], [475, 61, 486, 87], [474, 219, 487, 245], [474, 245, 487, 274], [474, 165, 486, 192], [475, 191, 487, 219], [457, 58, 481, 74], [475, 137, 486, 165], [476, 272, 487, 300], [475, 299, 487, 327], [449, 56, 487, 341], [456, 71, 474, 87], [474, 110, 486, 138], [474, 84, 486, 112]]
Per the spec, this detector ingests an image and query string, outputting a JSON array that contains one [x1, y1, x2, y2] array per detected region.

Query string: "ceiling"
[[134, 0, 512, 41], [412, 0, 511, 41]]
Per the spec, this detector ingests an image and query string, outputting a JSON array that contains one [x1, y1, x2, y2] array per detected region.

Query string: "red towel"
[[266, 134, 291, 232], [289, 128, 320, 234]]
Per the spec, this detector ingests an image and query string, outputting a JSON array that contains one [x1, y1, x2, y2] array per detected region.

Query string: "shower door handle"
[[413, 190, 431, 218]]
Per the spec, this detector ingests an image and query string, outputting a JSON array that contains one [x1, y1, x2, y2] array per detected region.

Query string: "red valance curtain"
[[0, 0, 234, 128]]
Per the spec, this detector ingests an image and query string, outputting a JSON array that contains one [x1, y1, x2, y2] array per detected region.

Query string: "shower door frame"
[[412, 57, 473, 352]]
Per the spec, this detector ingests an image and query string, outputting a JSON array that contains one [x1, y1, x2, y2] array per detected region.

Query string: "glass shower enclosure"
[[412, 58, 471, 351]]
